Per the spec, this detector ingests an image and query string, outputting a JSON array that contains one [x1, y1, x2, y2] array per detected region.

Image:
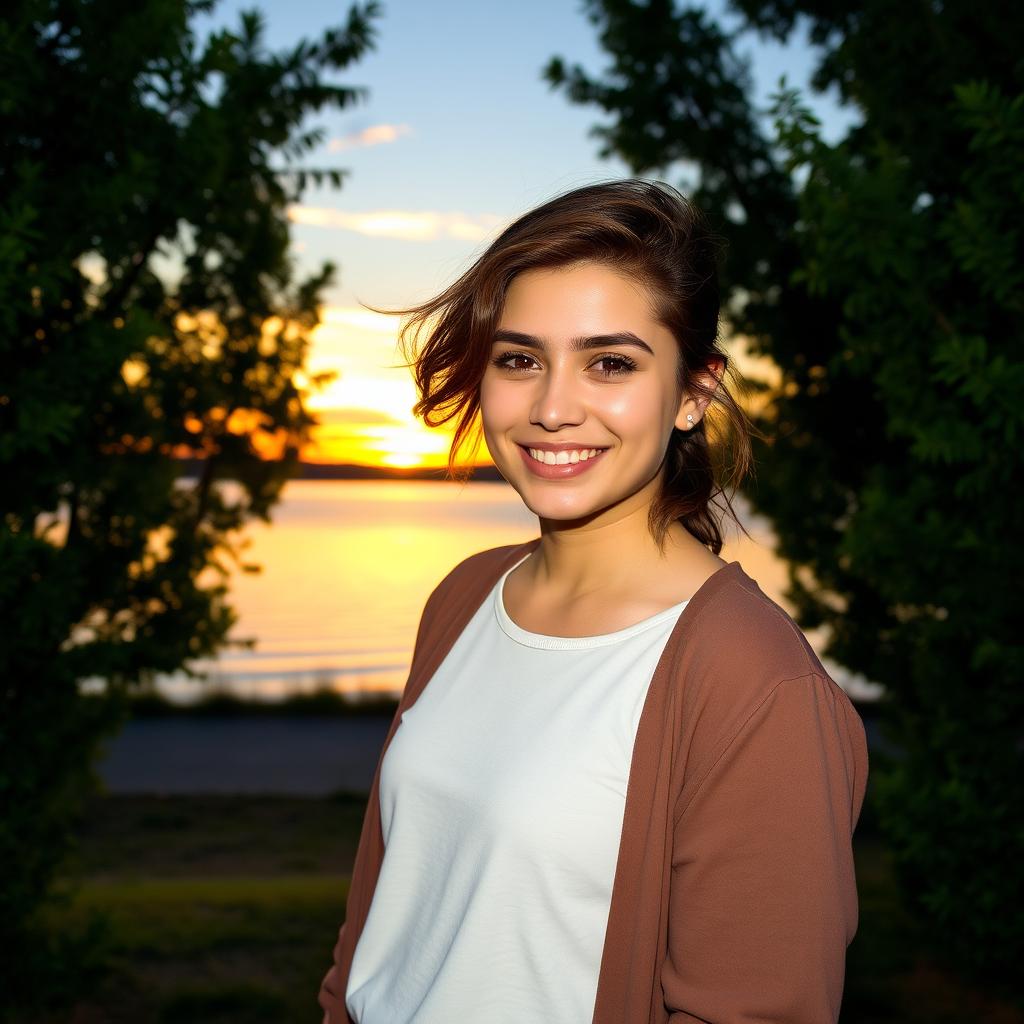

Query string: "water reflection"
[[81, 478, 882, 704]]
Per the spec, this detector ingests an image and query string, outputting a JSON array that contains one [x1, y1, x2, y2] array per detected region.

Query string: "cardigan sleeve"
[[319, 922, 348, 1023], [662, 672, 868, 1024], [317, 574, 450, 1024]]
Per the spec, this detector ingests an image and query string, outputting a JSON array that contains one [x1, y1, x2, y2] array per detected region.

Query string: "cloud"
[[319, 306, 401, 333], [327, 123, 412, 151], [286, 205, 507, 242], [313, 406, 404, 427]]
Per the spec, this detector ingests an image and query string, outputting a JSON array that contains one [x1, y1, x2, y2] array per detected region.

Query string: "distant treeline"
[[174, 457, 506, 483], [105, 688, 401, 719]]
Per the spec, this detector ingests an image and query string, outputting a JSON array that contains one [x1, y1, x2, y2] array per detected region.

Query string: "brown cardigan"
[[318, 537, 869, 1023]]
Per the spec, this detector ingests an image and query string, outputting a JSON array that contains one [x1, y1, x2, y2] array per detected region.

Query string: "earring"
[[686, 414, 694, 425]]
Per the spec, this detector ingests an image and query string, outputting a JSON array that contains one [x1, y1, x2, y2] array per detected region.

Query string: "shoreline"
[[97, 687, 883, 720]]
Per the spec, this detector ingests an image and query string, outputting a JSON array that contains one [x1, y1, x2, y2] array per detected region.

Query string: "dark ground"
[[16, 707, 1018, 1023], [17, 790, 1020, 1024]]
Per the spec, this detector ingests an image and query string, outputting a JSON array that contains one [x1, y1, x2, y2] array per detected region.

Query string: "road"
[[95, 708, 891, 796], [95, 716, 394, 796]]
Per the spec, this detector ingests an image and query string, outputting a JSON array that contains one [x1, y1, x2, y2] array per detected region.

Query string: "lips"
[[516, 443, 610, 479]]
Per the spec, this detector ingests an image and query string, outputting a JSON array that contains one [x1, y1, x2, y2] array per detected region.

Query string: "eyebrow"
[[491, 329, 655, 356]]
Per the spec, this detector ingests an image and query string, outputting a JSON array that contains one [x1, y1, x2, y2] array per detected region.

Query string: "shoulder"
[[671, 565, 866, 775], [681, 563, 828, 692]]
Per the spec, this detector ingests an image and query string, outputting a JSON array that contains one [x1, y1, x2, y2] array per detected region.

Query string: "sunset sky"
[[201, 0, 856, 469]]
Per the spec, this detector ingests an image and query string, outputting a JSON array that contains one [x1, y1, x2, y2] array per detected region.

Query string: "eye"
[[592, 354, 638, 377], [490, 350, 537, 373], [489, 350, 638, 377]]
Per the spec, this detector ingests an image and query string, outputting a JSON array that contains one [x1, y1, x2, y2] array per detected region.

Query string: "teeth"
[[527, 447, 603, 465]]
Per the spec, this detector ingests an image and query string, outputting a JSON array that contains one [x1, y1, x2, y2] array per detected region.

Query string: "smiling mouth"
[[517, 444, 609, 465]]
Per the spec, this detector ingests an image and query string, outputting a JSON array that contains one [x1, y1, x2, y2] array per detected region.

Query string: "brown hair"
[[367, 177, 756, 554]]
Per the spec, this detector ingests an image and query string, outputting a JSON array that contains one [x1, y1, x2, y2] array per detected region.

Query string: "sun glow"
[[298, 305, 484, 470]]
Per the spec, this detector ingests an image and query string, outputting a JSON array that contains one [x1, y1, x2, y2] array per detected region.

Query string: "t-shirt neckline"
[[494, 551, 691, 650]]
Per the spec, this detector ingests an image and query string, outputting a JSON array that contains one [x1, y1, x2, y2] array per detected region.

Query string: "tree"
[[544, 0, 1023, 988], [0, 0, 381, 1014]]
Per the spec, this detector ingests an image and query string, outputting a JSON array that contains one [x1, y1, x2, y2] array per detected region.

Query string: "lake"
[[87, 478, 881, 705]]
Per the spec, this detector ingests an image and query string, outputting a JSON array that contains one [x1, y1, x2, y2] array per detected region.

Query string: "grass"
[[17, 794, 366, 1024], [45, 873, 349, 1023], [65, 792, 369, 879], [15, 791, 1024, 1024], [69, 874, 349, 953]]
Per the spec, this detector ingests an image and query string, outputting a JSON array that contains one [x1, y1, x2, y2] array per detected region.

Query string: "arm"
[[318, 921, 349, 1023], [663, 673, 869, 1023]]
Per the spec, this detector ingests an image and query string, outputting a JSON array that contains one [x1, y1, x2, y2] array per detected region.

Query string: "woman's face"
[[480, 261, 694, 526]]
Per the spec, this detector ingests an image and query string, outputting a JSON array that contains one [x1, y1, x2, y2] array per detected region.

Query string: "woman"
[[318, 179, 869, 1024]]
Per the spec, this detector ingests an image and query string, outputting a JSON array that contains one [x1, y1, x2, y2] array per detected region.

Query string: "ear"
[[675, 356, 726, 431]]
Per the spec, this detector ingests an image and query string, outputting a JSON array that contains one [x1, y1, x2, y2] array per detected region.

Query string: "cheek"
[[599, 381, 668, 439], [479, 376, 517, 427]]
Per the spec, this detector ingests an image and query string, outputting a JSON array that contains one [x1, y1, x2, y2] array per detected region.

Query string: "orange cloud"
[[314, 406, 404, 427]]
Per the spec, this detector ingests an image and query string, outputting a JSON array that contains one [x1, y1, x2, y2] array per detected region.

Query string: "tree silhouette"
[[0, 0, 381, 1012], [545, 0, 1023, 987]]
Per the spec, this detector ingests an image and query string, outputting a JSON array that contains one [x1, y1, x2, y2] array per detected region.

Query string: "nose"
[[529, 361, 587, 431]]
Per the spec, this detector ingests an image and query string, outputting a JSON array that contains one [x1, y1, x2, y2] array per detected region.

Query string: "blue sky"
[[199, 0, 855, 308], [194, 0, 857, 464]]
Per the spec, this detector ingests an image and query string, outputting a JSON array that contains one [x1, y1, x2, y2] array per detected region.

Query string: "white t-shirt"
[[345, 552, 689, 1023]]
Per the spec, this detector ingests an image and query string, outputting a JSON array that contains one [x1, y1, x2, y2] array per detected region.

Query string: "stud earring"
[[686, 414, 694, 424]]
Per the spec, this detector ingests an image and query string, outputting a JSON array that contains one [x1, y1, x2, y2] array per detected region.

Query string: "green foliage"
[[0, 0, 381, 1016], [545, 0, 1024, 989]]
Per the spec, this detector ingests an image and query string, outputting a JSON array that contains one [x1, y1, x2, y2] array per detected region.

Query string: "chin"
[[524, 490, 620, 523]]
